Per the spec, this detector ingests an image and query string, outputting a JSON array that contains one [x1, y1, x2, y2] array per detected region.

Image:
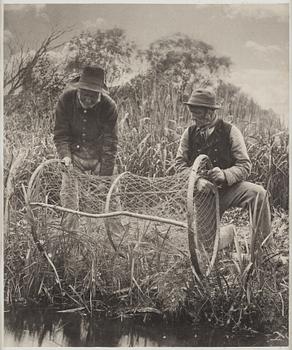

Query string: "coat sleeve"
[[175, 128, 190, 172], [222, 125, 251, 186], [99, 101, 118, 176], [53, 93, 72, 159]]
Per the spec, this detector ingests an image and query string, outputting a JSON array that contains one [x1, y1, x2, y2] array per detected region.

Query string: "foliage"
[[65, 28, 136, 85], [247, 132, 288, 209], [6, 54, 68, 119], [142, 33, 231, 91]]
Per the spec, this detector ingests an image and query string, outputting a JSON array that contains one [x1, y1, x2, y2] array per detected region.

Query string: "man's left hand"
[[207, 167, 226, 184]]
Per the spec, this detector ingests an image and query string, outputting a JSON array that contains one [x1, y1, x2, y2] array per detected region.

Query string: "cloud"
[[228, 68, 289, 122], [35, 4, 46, 14], [34, 5, 50, 22], [83, 18, 107, 31], [36, 11, 50, 23], [47, 50, 64, 64], [244, 40, 285, 65], [245, 40, 282, 54], [61, 43, 79, 61], [224, 5, 288, 22], [5, 4, 49, 22]]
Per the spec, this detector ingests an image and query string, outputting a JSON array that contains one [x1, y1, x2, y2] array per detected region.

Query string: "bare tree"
[[4, 29, 69, 95]]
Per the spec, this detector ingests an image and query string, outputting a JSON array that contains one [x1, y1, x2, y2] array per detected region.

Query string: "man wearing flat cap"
[[175, 89, 272, 253], [54, 65, 118, 231]]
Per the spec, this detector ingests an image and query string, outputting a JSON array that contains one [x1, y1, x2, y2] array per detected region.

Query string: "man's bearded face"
[[188, 106, 215, 128], [78, 88, 100, 109]]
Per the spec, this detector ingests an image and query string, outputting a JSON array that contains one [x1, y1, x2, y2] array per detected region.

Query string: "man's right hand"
[[196, 178, 214, 193], [61, 156, 72, 167]]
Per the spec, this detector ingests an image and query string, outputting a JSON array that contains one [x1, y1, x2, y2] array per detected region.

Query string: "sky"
[[3, 2, 290, 123]]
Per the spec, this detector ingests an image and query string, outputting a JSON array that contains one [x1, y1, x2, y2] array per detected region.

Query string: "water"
[[3, 306, 283, 347]]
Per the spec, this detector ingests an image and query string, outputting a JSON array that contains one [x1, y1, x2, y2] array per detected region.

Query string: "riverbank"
[[4, 205, 289, 338]]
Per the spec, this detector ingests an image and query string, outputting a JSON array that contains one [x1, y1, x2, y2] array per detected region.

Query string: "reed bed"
[[4, 75, 289, 334]]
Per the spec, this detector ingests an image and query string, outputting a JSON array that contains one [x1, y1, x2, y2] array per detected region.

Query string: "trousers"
[[60, 155, 121, 234], [218, 181, 272, 255]]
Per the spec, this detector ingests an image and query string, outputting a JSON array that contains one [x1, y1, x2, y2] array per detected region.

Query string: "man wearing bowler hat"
[[175, 88, 272, 255], [54, 65, 118, 231]]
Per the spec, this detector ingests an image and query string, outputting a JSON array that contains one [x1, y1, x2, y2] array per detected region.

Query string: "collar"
[[197, 115, 218, 133]]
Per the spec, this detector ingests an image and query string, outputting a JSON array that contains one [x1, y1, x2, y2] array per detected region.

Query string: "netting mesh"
[[28, 161, 190, 222], [28, 161, 113, 214], [106, 171, 190, 220], [187, 155, 220, 275], [27, 158, 219, 276], [193, 156, 218, 252]]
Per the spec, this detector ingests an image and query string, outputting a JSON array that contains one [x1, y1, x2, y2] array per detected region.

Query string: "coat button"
[[84, 110, 87, 114], [214, 148, 218, 152], [76, 144, 80, 149], [82, 133, 86, 137]]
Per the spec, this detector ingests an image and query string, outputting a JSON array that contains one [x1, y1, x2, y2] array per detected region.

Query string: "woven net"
[[187, 155, 220, 275], [27, 160, 190, 221], [27, 158, 219, 276]]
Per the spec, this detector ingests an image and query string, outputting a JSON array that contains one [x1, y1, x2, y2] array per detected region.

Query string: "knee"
[[247, 184, 267, 203]]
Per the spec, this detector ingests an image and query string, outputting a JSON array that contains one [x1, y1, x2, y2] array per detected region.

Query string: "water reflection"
[[4, 306, 276, 347]]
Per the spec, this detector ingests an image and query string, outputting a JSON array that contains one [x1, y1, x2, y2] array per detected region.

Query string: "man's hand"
[[61, 156, 72, 167], [196, 178, 214, 193], [207, 167, 226, 184]]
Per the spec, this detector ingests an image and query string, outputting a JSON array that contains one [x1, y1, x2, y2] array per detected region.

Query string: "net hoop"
[[104, 171, 129, 254], [26, 158, 60, 204], [187, 154, 220, 277]]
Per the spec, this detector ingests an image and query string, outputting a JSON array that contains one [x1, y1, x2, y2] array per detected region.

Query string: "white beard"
[[77, 90, 101, 109]]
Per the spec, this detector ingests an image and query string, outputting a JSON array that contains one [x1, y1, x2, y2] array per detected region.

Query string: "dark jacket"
[[54, 88, 118, 176]]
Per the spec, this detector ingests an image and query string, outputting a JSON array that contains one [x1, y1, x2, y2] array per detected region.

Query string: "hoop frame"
[[187, 155, 220, 277]]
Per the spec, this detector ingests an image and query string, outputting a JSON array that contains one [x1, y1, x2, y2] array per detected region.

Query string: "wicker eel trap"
[[25, 155, 242, 281]]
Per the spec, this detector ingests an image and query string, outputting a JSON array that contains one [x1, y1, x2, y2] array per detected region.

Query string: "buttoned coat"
[[54, 88, 118, 176]]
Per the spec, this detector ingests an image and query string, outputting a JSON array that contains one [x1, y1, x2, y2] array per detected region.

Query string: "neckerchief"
[[197, 115, 218, 140]]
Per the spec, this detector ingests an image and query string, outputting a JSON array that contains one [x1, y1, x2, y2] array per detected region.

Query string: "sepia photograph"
[[2, 1, 290, 348]]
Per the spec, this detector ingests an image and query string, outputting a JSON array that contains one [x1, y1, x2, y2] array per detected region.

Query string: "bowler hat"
[[70, 65, 108, 92], [184, 89, 221, 109]]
